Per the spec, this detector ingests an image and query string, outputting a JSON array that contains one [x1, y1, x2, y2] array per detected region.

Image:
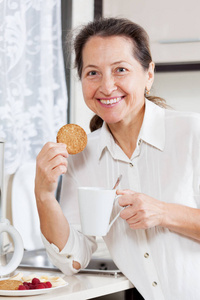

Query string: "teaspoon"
[[112, 174, 122, 190]]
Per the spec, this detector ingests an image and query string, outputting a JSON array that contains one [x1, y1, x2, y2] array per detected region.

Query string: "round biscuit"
[[56, 124, 87, 154], [0, 280, 22, 290]]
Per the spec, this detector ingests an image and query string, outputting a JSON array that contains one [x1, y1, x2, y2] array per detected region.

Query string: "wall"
[[153, 71, 200, 113], [103, 0, 200, 63]]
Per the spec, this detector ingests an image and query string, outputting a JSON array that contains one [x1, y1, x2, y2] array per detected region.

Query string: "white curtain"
[[0, 0, 68, 174]]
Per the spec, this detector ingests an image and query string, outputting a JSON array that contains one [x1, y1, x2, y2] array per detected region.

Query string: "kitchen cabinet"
[[103, 0, 200, 63]]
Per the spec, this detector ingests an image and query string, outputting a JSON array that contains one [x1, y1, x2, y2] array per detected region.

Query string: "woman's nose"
[[99, 75, 117, 95]]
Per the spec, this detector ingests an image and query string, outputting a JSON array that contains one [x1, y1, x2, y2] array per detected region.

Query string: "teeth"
[[100, 97, 122, 105]]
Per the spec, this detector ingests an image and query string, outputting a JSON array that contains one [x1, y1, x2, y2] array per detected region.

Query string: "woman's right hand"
[[35, 142, 71, 250], [35, 142, 68, 202]]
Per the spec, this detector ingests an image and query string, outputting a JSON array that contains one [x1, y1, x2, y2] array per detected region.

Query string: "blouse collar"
[[98, 98, 165, 160]]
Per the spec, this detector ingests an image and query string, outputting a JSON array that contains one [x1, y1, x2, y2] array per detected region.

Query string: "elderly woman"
[[35, 18, 200, 300]]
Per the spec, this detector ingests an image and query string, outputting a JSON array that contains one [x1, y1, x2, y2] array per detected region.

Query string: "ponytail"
[[90, 115, 103, 132]]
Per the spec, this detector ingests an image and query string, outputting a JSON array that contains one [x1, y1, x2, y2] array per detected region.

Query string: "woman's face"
[[81, 35, 154, 125]]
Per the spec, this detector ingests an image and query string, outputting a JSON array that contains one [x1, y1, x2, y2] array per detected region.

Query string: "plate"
[[0, 280, 68, 296]]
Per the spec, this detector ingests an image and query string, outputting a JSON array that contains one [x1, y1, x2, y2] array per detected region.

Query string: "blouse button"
[[138, 139, 141, 146], [129, 162, 134, 167], [144, 252, 149, 258], [152, 281, 157, 287]]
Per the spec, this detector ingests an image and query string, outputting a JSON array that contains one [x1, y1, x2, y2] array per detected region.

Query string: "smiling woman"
[[35, 17, 200, 300]]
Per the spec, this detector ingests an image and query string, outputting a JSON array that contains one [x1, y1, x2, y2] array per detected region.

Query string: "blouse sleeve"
[[42, 156, 97, 275]]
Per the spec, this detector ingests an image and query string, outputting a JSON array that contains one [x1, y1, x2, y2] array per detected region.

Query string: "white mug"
[[0, 219, 24, 277], [78, 187, 121, 236]]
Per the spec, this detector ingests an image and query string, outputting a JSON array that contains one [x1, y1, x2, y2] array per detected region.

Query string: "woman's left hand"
[[117, 189, 166, 229]]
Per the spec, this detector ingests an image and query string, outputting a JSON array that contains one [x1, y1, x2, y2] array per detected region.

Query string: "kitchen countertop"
[[0, 267, 134, 300]]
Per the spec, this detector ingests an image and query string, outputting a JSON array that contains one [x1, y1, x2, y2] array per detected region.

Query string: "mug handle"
[[107, 195, 126, 232], [0, 224, 24, 276]]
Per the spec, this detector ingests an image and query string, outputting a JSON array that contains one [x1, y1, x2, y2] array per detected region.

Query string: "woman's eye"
[[88, 71, 97, 76], [117, 67, 126, 73]]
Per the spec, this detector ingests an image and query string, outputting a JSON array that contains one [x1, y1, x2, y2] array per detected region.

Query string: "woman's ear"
[[146, 62, 155, 91]]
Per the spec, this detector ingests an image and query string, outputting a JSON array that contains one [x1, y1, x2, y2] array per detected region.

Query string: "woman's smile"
[[98, 96, 125, 106]]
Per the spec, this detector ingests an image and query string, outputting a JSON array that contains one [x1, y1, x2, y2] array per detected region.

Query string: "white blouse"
[[42, 99, 200, 300]]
